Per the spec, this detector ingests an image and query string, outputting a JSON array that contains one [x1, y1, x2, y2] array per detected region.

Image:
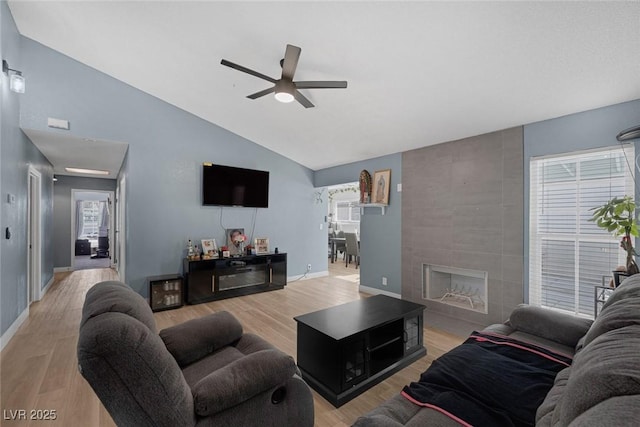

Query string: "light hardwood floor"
[[0, 264, 463, 426]]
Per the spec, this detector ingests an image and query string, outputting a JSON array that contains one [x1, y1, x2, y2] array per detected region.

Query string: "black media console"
[[183, 253, 287, 304]]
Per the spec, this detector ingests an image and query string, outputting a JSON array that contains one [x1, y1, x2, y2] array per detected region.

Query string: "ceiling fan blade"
[[294, 90, 314, 109], [220, 59, 276, 83], [247, 87, 275, 99], [295, 81, 348, 89], [281, 44, 301, 80]]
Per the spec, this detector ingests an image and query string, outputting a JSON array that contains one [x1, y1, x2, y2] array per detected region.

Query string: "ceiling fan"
[[221, 44, 347, 108]]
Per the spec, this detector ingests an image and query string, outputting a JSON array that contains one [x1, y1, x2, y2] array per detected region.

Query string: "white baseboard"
[[40, 275, 55, 299], [54, 266, 72, 273], [359, 285, 401, 299], [287, 270, 328, 282], [0, 307, 29, 352]]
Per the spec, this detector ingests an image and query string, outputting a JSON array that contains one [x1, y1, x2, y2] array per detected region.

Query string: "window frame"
[[529, 144, 635, 317]]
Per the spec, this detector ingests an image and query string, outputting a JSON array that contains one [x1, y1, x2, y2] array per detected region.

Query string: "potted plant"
[[589, 195, 639, 285]]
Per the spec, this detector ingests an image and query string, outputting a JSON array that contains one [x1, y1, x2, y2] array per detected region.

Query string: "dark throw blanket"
[[401, 331, 572, 427]]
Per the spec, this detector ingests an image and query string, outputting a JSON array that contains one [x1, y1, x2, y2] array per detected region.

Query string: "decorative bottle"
[[187, 239, 194, 258]]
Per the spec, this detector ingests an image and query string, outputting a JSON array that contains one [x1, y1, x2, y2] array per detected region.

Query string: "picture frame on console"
[[255, 237, 269, 255], [227, 228, 246, 256], [372, 169, 391, 205], [201, 239, 217, 258]]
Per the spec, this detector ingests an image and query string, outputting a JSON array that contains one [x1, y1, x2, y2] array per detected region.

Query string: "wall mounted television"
[[202, 163, 269, 208]]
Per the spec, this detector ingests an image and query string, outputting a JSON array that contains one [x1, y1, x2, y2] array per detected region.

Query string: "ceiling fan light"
[[274, 91, 294, 103]]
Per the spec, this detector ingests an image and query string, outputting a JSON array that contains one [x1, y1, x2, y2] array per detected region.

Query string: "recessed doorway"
[[27, 166, 42, 303], [327, 182, 360, 281], [71, 189, 115, 271]]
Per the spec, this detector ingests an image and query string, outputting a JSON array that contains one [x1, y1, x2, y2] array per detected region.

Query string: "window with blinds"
[[336, 201, 361, 222], [529, 145, 635, 317]]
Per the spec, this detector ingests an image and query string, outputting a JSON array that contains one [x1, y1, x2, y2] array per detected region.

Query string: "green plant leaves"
[[589, 195, 638, 237]]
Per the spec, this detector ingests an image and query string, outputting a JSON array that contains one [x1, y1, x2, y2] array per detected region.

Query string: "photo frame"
[[372, 169, 391, 205], [226, 228, 245, 256], [201, 239, 217, 257], [254, 237, 270, 255]]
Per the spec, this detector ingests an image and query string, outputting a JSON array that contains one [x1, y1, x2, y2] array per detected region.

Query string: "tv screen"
[[202, 164, 269, 208]]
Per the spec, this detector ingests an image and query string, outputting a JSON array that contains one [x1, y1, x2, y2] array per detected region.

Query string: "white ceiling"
[[9, 1, 640, 173]]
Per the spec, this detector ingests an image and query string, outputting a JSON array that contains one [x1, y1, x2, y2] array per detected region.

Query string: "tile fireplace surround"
[[401, 127, 524, 334]]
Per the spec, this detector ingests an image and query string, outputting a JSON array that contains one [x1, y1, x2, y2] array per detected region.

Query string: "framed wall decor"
[[372, 169, 391, 205], [201, 239, 217, 257], [255, 237, 270, 254]]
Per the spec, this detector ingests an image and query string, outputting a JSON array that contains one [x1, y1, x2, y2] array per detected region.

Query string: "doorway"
[[71, 189, 115, 271], [327, 182, 360, 282], [27, 167, 42, 303], [115, 175, 126, 281]]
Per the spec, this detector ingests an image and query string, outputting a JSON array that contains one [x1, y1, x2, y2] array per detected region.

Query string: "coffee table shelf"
[[294, 295, 426, 407]]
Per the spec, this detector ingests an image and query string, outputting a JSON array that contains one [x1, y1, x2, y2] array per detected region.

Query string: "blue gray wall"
[[18, 36, 326, 297], [315, 153, 402, 295], [523, 99, 640, 300], [52, 175, 117, 269], [1, 1, 54, 337]]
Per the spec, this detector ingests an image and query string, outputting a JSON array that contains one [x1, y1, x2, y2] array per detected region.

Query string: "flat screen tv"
[[202, 163, 269, 208]]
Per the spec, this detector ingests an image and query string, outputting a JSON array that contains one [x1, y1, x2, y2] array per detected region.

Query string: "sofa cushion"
[[535, 367, 571, 426], [352, 393, 461, 427], [601, 274, 640, 311], [554, 325, 640, 425], [160, 311, 243, 367], [582, 297, 640, 347], [508, 304, 592, 348], [81, 281, 157, 333], [567, 395, 640, 426]]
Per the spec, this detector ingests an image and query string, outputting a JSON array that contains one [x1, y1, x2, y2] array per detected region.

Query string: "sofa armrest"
[[160, 311, 243, 366], [508, 304, 593, 348], [192, 349, 297, 416]]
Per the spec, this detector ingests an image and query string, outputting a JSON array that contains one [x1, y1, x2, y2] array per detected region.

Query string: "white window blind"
[[529, 145, 635, 317], [335, 201, 361, 222], [80, 201, 102, 239]]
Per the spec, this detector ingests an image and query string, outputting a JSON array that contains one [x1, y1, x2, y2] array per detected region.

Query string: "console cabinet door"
[[186, 269, 215, 304], [341, 336, 368, 391], [404, 314, 423, 354]]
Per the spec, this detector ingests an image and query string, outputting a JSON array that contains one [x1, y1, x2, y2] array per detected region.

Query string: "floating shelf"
[[357, 203, 387, 215]]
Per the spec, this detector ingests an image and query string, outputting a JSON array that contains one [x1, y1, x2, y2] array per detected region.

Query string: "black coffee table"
[[294, 295, 426, 407]]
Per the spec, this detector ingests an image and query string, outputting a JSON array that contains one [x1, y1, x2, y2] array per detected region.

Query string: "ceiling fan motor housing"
[[275, 79, 296, 103]]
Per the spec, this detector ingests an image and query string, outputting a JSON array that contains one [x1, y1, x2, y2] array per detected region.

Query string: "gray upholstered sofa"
[[354, 276, 640, 426], [77, 281, 314, 427]]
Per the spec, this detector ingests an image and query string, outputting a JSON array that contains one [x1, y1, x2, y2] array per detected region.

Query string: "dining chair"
[[334, 231, 346, 261], [344, 232, 359, 268]]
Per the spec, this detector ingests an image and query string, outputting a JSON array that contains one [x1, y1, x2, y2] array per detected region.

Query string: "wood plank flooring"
[[0, 264, 463, 426]]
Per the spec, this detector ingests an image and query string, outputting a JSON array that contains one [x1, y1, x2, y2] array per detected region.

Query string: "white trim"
[[358, 285, 401, 299], [40, 275, 55, 298], [0, 307, 29, 352], [116, 175, 126, 282], [27, 166, 43, 302], [54, 266, 72, 273], [287, 271, 328, 282]]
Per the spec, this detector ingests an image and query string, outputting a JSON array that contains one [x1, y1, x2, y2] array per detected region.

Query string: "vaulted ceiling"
[[9, 1, 640, 173]]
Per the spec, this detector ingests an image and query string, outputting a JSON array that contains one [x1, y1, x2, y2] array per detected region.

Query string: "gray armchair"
[[77, 281, 314, 427]]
